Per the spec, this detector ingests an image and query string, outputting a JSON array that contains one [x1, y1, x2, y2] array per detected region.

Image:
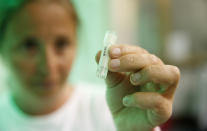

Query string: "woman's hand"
[[96, 44, 180, 131]]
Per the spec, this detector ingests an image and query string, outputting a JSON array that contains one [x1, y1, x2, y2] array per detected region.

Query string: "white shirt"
[[0, 84, 116, 131]]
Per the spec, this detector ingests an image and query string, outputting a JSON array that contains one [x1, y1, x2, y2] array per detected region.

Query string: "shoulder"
[[74, 83, 115, 129], [74, 83, 106, 102], [0, 90, 13, 117], [74, 83, 107, 108], [0, 90, 10, 109], [75, 83, 106, 95], [0, 90, 13, 128]]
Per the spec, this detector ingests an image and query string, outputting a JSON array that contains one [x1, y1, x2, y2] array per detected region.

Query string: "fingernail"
[[110, 59, 120, 69], [130, 73, 141, 84], [111, 48, 121, 57], [123, 95, 132, 107]]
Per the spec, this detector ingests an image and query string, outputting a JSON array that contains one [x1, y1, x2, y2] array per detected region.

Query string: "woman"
[[0, 0, 180, 131]]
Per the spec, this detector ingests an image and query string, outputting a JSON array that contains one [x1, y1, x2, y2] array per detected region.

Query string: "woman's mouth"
[[32, 80, 57, 89]]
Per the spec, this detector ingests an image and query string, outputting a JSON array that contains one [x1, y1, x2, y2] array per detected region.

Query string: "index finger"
[[109, 44, 149, 59]]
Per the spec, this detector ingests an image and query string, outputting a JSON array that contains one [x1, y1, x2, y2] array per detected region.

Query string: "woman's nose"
[[39, 48, 57, 76]]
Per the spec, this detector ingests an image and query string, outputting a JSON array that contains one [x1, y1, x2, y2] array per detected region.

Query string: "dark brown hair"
[[0, 0, 78, 46]]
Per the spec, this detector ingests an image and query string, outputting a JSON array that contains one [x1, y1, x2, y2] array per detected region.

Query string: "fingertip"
[[109, 45, 121, 59], [130, 73, 142, 86], [109, 44, 118, 51], [171, 65, 180, 83], [108, 59, 121, 71], [122, 95, 134, 107], [122, 94, 142, 108]]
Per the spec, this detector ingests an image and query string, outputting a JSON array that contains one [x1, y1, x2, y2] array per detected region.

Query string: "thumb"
[[95, 50, 101, 64]]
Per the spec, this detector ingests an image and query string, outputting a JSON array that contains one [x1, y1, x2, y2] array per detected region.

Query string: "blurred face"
[[2, 2, 77, 97]]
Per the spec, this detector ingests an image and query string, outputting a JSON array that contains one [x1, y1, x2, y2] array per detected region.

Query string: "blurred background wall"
[[68, 0, 110, 85]]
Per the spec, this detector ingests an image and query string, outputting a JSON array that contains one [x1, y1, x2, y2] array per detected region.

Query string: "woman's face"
[[2, 2, 77, 97]]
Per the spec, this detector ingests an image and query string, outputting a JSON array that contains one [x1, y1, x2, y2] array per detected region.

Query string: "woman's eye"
[[19, 37, 40, 57], [55, 37, 70, 51], [22, 38, 38, 51]]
